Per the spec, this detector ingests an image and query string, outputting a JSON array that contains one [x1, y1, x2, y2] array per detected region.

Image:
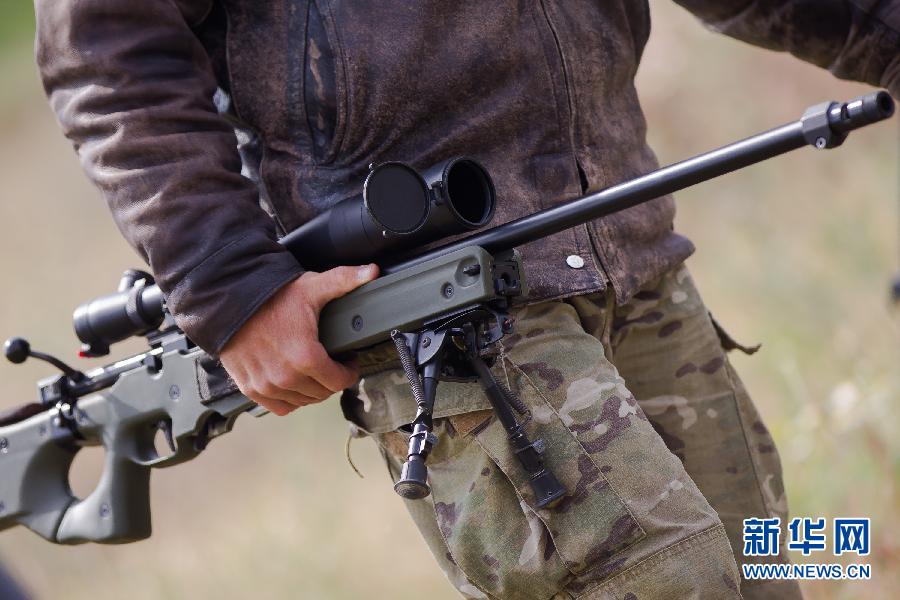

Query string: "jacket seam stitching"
[[315, 0, 352, 163], [186, 0, 215, 28]]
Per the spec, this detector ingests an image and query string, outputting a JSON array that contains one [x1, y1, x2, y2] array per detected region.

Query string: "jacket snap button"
[[566, 255, 585, 269]]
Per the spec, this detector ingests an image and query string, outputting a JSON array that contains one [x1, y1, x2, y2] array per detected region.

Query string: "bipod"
[[391, 306, 566, 508]]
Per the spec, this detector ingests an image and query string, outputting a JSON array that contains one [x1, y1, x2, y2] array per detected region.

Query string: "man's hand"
[[220, 264, 379, 415]]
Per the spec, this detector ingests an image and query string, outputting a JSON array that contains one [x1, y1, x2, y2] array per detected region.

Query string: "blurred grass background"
[[0, 2, 897, 599]]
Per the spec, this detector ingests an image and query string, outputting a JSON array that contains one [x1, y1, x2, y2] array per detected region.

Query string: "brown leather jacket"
[[35, 1, 900, 354]]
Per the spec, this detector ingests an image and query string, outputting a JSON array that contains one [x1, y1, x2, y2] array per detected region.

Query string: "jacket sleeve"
[[673, 0, 900, 99], [35, 0, 305, 354]]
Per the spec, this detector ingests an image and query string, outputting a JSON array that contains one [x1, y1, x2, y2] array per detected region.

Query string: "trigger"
[[157, 419, 176, 453]]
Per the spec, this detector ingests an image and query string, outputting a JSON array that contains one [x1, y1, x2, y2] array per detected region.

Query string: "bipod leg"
[[391, 330, 443, 499], [469, 356, 566, 509]]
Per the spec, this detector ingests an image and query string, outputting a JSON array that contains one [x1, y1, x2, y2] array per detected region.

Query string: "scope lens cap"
[[364, 162, 429, 234]]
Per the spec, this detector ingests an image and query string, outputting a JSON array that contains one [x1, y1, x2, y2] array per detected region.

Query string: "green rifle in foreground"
[[0, 92, 894, 544]]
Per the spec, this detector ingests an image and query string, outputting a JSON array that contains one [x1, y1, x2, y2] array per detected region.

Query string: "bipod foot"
[[390, 330, 445, 500], [469, 355, 566, 509]]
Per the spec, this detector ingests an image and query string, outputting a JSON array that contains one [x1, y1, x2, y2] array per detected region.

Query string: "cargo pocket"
[[421, 361, 646, 597], [473, 359, 645, 574], [415, 415, 569, 599]]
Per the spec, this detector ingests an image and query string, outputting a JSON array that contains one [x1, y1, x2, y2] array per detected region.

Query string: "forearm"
[[674, 0, 900, 98], [35, 0, 304, 353]]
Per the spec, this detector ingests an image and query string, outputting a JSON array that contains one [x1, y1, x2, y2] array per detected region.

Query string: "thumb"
[[306, 264, 379, 308]]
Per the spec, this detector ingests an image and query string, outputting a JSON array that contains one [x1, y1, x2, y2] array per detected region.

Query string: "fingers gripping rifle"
[[0, 92, 893, 544]]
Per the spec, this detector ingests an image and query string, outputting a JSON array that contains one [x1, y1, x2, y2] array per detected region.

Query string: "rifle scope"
[[281, 156, 496, 271]]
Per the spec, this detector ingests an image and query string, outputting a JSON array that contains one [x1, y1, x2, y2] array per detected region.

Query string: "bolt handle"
[[4, 337, 30, 364], [3, 336, 85, 382]]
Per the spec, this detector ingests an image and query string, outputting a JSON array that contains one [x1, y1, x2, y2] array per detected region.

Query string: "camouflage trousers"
[[348, 265, 802, 599]]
